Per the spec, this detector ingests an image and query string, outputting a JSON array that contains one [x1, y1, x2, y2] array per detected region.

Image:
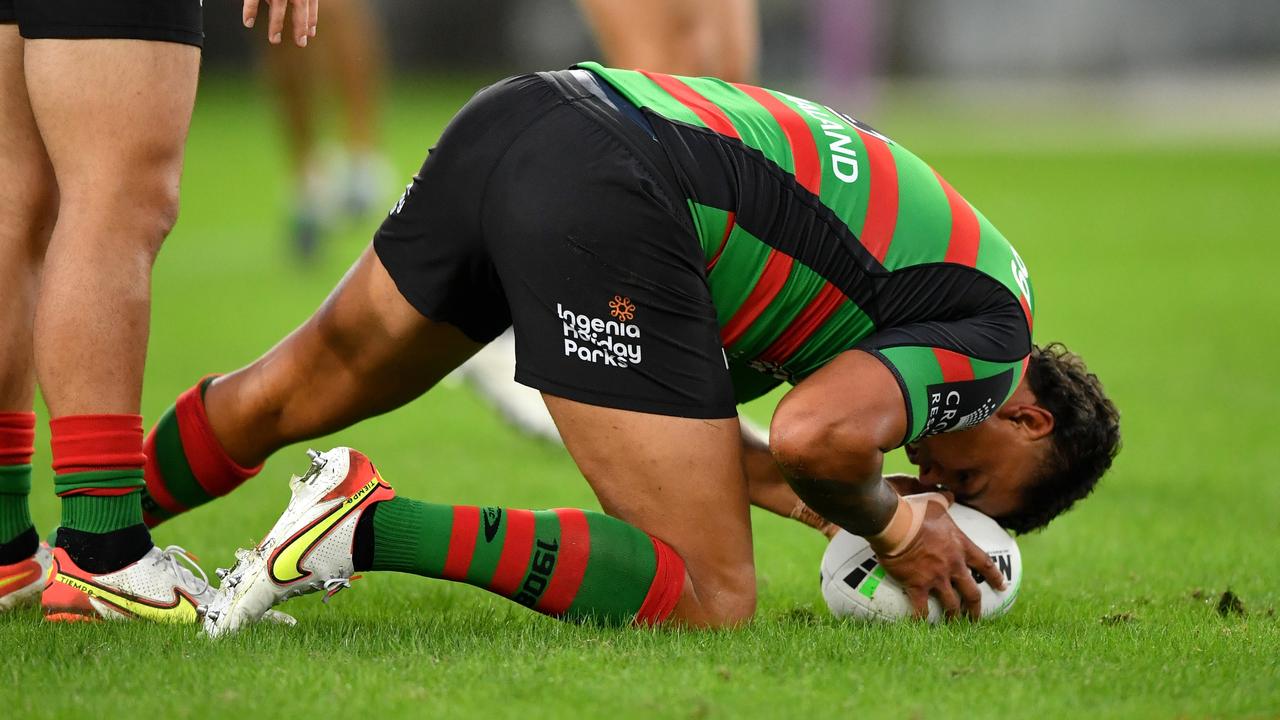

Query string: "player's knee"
[[687, 562, 757, 628], [696, 572, 757, 628], [127, 178, 182, 253], [0, 161, 58, 251], [61, 166, 183, 257]]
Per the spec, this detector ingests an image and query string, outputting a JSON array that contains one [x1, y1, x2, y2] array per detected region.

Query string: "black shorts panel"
[[374, 71, 736, 419], [1, 0, 202, 47]]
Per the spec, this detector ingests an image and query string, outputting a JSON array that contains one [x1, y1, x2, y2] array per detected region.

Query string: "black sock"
[[352, 501, 380, 572], [56, 525, 152, 574], [0, 527, 38, 565]]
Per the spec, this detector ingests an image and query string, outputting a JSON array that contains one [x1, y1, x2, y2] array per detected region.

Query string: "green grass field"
[[2, 75, 1279, 719]]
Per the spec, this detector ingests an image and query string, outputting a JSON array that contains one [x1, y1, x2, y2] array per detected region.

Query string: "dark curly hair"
[[995, 343, 1121, 534]]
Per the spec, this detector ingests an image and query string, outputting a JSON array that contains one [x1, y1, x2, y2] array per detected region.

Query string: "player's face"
[[904, 380, 1054, 521]]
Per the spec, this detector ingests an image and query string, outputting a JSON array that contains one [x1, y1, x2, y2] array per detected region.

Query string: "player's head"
[[905, 343, 1120, 533]]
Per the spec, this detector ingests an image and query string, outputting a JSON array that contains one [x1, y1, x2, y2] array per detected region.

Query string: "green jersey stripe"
[[935, 170, 981, 267]]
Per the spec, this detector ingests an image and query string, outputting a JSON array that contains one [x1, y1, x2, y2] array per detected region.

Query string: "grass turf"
[[2, 75, 1278, 719]]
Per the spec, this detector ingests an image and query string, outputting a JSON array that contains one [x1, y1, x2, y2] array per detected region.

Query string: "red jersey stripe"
[[932, 348, 976, 383], [442, 505, 480, 581], [720, 251, 794, 348], [732, 84, 822, 195], [1019, 295, 1034, 332], [705, 211, 736, 271], [640, 72, 739, 138], [856, 129, 899, 263], [757, 282, 846, 364], [537, 509, 591, 616], [489, 508, 536, 596], [935, 171, 981, 267]]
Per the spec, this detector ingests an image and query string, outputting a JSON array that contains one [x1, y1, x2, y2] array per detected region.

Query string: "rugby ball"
[[820, 504, 1021, 622]]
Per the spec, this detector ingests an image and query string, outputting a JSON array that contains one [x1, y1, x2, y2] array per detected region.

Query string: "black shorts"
[[374, 70, 736, 419], [0, 0, 202, 47]]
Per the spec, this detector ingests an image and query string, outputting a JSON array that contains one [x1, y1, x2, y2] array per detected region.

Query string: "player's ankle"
[[55, 524, 152, 574], [0, 412, 37, 564], [0, 527, 40, 565]]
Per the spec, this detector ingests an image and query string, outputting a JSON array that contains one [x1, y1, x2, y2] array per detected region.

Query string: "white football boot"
[[0, 542, 54, 612], [43, 543, 217, 623], [203, 447, 394, 638]]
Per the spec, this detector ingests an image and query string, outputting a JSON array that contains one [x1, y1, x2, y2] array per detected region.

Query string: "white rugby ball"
[[820, 504, 1021, 622]]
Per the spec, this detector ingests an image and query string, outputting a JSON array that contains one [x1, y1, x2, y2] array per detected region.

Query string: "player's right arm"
[[768, 350, 1004, 620]]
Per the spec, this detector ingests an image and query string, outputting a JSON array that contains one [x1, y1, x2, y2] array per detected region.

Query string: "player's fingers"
[[289, 0, 309, 46], [935, 581, 962, 620], [964, 537, 1006, 591], [956, 573, 983, 621], [951, 562, 985, 619], [242, 0, 260, 28], [308, 0, 318, 36], [905, 586, 930, 621], [267, 0, 287, 44]]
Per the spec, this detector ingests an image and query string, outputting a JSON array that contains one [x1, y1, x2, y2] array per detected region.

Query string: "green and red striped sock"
[[143, 377, 262, 527], [0, 412, 37, 564], [52, 414, 156, 572], [359, 497, 685, 626], [52, 414, 149, 535]]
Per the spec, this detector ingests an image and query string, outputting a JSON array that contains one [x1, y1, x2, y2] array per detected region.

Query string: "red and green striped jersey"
[[577, 63, 1036, 441]]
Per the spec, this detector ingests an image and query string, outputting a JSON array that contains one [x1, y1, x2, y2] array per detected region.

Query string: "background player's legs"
[[25, 38, 199, 571], [0, 26, 55, 565], [577, 0, 758, 81], [543, 396, 757, 627], [265, 0, 387, 257], [143, 247, 482, 523]]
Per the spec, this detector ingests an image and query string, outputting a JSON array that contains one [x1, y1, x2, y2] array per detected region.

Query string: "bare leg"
[[205, 247, 482, 468], [0, 27, 56, 413], [264, 38, 317, 180], [578, 0, 758, 81], [26, 39, 198, 415], [318, 0, 384, 155], [543, 395, 756, 627]]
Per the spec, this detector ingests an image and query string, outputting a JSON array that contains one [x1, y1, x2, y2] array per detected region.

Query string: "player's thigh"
[[543, 396, 756, 624], [215, 246, 484, 439], [0, 25, 55, 238], [23, 39, 198, 202]]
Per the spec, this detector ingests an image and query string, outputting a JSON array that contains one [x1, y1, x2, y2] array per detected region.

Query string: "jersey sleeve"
[[857, 332, 1027, 447]]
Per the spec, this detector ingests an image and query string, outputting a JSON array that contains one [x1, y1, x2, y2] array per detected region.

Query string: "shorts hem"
[[19, 24, 202, 47], [514, 368, 736, 420], [372, 239, 507, 344]]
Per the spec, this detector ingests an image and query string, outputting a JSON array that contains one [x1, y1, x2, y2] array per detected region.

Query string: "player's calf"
[[143, 377, 262, 526], [204, 448, 692, 636]]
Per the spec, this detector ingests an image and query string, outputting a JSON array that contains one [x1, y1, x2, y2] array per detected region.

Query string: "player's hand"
[[243, 0, 318, 47], [871, 493, 1005, 621]]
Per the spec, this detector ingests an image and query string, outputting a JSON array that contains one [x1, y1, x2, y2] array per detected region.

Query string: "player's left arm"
[[769, 349, 1005, 619], [741, 424, 838, 537], [741, 420, 924, 537]]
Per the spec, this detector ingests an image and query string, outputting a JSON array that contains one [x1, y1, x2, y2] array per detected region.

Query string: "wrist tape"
[[867, 492, 950, 558]]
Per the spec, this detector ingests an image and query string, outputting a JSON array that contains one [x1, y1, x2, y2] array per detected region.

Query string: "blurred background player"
[[458, 0, 762, 444], [265, 0, 391, 260], [0, 0, 315, 620]]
